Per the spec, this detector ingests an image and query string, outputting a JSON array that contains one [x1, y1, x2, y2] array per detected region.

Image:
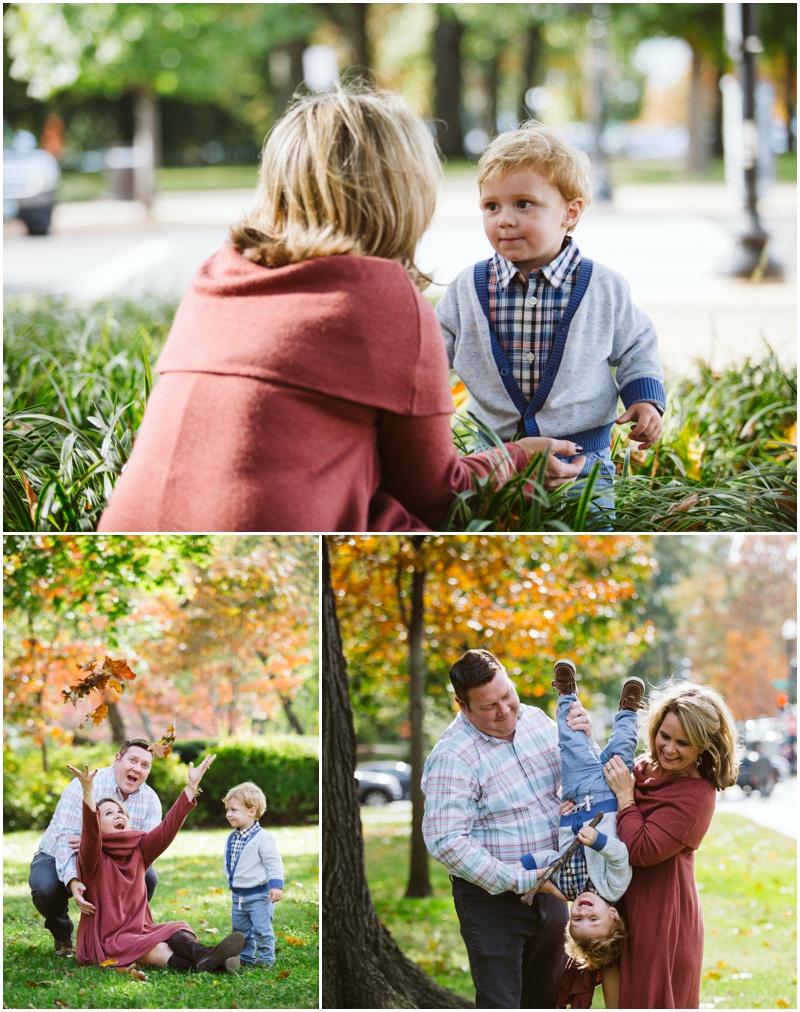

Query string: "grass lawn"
[[363, 807, 796, 1009], [3, 825, 319, 1009]]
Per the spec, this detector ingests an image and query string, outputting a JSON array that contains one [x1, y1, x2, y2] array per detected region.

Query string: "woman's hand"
[[604, 755, 635, 807], [565, 699, 593, 739], [66, 764, 98, 803], [187, 753, 216, 790], [68, 878, 96, 916], [515, 438, 586, 490]]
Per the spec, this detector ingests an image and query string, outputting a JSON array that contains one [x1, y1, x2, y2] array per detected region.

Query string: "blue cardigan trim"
[[473, 257, 595, 438], [520, 852, 537, 870], [619, 376, 667, 412], [225, 825, 263, 889]]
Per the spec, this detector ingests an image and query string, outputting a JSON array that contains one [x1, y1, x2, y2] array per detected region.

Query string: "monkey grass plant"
[[3, 297, 796, 532]]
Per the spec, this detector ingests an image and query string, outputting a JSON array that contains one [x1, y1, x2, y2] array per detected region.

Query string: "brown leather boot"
[[167, 930, 244, 973]]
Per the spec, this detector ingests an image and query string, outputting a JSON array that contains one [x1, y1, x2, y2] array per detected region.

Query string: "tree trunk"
[[351, 3, 372, 73], [686, 47, 712, 175], [104, 697, 127, 746], [405, 548, 432, 899], [785, 53, 797, 154], [479, 56, 500, 142], [519, 24, 542, 121], [433, 10, 465, 159], [321, 539, 470, 1010], [279, 693, 305, 735], [132, 86, 157, 210]]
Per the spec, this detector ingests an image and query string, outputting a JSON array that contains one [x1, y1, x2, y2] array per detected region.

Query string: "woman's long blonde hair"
[[230, 85, 441, 289], [642, 681, 742, 789]]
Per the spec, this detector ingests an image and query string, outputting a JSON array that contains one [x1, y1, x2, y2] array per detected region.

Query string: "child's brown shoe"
[[619, 677, 646, 712], [551, 659, 578, 695]]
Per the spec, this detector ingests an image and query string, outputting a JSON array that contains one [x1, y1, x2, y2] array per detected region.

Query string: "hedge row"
[[3, 738, 318, 832]]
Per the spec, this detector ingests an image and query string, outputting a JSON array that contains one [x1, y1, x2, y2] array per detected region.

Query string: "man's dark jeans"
[[29, 851, 158, 943], [452, 877, 568, 1009]]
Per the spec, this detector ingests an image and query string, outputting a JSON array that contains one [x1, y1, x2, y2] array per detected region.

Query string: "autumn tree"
[[330, 534, 659, 898], [3, 534, 210, 764], [3, 535, 317, 764], [321, 537, 469, 1010]]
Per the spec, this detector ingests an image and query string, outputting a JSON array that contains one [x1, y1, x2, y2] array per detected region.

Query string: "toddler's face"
[[225, 798, 258, 830], [568, 890, 620, 941], [480, 169, 583, 279]]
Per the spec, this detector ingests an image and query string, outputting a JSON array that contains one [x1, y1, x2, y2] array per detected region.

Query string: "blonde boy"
[[436, 123, 665, 505], [223, 782, 284, 968]]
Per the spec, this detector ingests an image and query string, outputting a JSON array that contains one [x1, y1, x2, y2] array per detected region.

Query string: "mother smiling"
[[66, 754, 245, 974], [603, 681, 740, 1009]]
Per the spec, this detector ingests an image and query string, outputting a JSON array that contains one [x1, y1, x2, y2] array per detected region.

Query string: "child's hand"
[[560, 800, 577, 816], [269, 887, 283, 903], [615, 402, 663, 450], [577, 824, 598, 847]]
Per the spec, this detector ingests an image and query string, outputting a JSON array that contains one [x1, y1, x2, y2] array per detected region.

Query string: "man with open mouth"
[[28, 738, 162, 958]]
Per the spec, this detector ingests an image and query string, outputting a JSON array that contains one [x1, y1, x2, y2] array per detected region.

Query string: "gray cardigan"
[[436, 256, 666, 451], [521, 812, 632, 903]]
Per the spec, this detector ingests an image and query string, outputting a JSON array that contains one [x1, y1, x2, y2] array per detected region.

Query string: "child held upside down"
[[517, 662, 645, 1008]]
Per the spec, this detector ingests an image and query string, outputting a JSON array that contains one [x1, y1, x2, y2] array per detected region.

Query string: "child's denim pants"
[[557, 692, 638, 806], [232, 887, 275, 966]]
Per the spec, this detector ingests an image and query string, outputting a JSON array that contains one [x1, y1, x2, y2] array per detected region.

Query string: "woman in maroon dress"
[[67, 754, 245, 973], [603, 681, 740, 1009]]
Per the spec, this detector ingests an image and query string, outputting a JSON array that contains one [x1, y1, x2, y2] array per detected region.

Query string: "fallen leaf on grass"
[[25, 980, 55, 988], [278, 970, 292, 979], [98, 959, 118, 967], [705, 970, 721, 980], [777, 1001, 790, 1008], [284, 936, 306, 946], [54, 1002, 69, 1008]]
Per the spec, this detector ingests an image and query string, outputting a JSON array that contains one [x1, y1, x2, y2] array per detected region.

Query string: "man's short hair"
[[449, 649, 505, 705], [117, 738, 151, 757]]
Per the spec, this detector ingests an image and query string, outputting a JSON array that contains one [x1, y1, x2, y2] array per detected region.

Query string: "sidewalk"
[[17, 179, 800, 378]]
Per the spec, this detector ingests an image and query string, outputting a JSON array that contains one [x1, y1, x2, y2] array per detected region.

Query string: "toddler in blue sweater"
[[436, 122, 666, 511], [223, 781, 284, 968], [517, 661, 645, 987]]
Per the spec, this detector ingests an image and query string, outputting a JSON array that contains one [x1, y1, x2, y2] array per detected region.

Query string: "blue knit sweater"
[[436, 256, 666, 451]]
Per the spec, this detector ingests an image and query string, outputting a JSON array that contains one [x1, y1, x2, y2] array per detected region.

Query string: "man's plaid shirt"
[[422, 705, 561, 895], [37, 765, 162, 886], [487, 238, 582, 403]]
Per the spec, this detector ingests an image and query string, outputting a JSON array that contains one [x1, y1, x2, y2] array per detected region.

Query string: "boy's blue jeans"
[[557, 692, 637, 805], [556, 447, 615, 531], [232, 890, 275, 966]]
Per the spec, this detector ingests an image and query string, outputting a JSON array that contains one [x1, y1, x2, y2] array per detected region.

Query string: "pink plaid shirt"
[[422, 704, 561, 894]]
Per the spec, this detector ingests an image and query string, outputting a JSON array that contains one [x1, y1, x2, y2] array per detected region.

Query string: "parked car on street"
[[356, 761, 411, 800], [3, 125, 60, 235], [354, 769, 403, 806], [737, 747, 779, 796]]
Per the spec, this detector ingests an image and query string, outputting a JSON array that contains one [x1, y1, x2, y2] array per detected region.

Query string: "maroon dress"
[[615, 758, 716, 1009], [76, 792, 196, 966]]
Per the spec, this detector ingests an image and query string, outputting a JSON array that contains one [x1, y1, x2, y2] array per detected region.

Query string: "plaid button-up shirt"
[[226, 821, 262, 874], [488, 238, 582, 403], [37, 765, 162, 886], [422, 704, 561, 895]]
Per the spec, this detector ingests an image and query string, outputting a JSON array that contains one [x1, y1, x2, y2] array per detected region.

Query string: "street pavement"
[[715, 775, 797, 839], [4, 177, 796, 380], [362, 776, 797, 839]]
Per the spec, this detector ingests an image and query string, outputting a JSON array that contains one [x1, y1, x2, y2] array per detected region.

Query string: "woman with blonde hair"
[[98, 86, 583, 533], [600, 681, 741, 1009]]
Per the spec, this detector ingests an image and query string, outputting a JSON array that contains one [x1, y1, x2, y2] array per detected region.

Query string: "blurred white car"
[[3, 126, 60, 235]]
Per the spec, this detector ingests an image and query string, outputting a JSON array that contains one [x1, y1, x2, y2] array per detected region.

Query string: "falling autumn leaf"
[[149, 710, 180, 759], [90, 703, 108, 726]]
